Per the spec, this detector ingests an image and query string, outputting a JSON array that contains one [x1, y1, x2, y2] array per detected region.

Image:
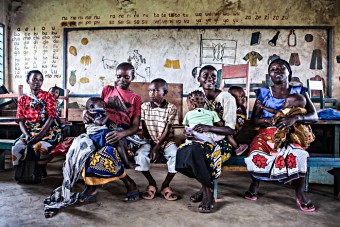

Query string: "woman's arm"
[[105, 116, 141, 145], [275, 92, 318, 130], [192, 124, 234, 137], [252, 98, 273, 128]]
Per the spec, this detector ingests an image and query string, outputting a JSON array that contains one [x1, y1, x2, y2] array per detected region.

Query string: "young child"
[[85, 97, 137, 169], [134, 78, 179, 201], [48, 86, 65, 129], [183, 90, 225, 145], [256, 93, 315, 152], [227, 86, 248, 155]]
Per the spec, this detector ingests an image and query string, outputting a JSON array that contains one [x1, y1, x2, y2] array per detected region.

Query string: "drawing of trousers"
[[289, 53, 300, 66], [134, 143, 177, 173], [164, 59, 180, 69], [310, 49, 322, 70]]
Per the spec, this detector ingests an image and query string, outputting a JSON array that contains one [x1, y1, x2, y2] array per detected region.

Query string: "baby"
[[256, 93, 315, 153], [228, 86, 249, 155], [183, 90, 225, 145], [85, 97, 137, 169], [48, 86, 65, 129]]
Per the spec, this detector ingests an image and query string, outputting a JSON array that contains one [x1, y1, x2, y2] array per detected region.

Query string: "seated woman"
[[12, 70, 63, 179], [44, 62, 141, 218], [244, 59, 318, 212], [176, 65, 237, 213]]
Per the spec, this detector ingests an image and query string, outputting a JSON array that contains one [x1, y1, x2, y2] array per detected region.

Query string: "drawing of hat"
[[305, 34, 313, 42]]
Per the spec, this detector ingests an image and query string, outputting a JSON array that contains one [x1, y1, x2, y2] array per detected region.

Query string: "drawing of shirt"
[[243, 51, 263, 66]]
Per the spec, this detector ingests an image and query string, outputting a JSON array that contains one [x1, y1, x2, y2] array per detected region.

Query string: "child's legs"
[[116, 139, 129, 163], [161, 144, 177, 188], [163, 143, 177, 174], [226, 135, 239, 148], [134, 144, 151, 172]]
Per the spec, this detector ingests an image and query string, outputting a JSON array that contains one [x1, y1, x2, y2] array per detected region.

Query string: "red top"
[[16, 90, 57, 122], [101, 85, 142, 126]]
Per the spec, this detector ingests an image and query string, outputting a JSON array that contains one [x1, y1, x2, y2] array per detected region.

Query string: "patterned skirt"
[[245, 128, 309, 183], [12, 121, 62, 166], [175, 141, 222, 188], [82, 144, 126, 185]]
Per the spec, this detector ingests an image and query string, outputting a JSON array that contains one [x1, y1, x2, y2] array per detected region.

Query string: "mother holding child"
[[244, 58, 317, 212]]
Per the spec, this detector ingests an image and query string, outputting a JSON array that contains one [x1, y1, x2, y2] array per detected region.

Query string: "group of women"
[[12, 59, 317, 216]]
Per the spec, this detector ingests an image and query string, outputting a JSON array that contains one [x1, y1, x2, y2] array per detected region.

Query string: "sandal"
[[160, 187, 178, 201], [244, 191, 257, 201], [142, 185, 157, 200], [190, 191, 203, 203], [124, 190, 140, 203], [296, 198, 315, 212], [198, 201, 215, 213]]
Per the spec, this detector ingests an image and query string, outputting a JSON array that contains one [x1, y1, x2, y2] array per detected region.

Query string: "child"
[[256, 93, 315, 152], [227, 86, 248, 155], [134, 78, 179, 201], [85, 97, 137, 169], [48, 86, 65, 129], [183, 90, 225, 145]]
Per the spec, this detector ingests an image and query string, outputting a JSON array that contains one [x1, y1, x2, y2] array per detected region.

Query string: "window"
[[0, 23, 4, 85]]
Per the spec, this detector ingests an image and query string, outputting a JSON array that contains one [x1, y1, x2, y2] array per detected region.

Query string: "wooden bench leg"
[[213, 180, 218, 200], [328, 168, 340, 197], [304, 167, 310, 192], [0, 150, 5, 171]]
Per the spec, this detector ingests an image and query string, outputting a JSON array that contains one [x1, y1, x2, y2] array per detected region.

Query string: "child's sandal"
[[244, 191, 257, 201], [296, 198, 315, 212]]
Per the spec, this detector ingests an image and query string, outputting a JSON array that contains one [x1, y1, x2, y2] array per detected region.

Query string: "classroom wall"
[[3, 0, 340, 107]]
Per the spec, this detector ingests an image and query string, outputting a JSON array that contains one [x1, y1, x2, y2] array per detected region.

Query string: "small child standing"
[[85, 97, 137, 169], [48, 86, 65, 129], [256, 93, 315, 152], [183, 90, 225, 145], [228, 86, 248, 155], [135, 78, 179, 201]]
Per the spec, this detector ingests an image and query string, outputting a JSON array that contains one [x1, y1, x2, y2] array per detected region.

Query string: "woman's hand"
[[192, 124, 211, 133], [105, 130, 125, 145], [255, 100, 263, 109], [275, 115, 298, 130], [183, 129, 195, 140], [83, 110, 94, 124]]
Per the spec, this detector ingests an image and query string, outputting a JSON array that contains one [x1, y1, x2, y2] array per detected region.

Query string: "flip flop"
[[296, 198, 316, 212], [160, 187, 178, 201], [124, 190, 140, 203], [78, 192, 97, 203], [190, 191, 203, 203], [197, 201, 215, 213], [142, 185, 157, 200], [244, 191, 257, 201]]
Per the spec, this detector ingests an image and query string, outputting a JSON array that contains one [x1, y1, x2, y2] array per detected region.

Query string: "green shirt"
[[183, 108, 221, 128]]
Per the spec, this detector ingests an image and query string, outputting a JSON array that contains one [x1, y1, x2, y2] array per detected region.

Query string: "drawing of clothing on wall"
[[310, 49, 323, 70], [289, 53, 301, 66], [164, 59, 181, 69], [243, 51, 263, 66]]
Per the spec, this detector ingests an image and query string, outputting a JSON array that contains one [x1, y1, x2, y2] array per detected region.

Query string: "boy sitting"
[[134, 78, 179, 201]]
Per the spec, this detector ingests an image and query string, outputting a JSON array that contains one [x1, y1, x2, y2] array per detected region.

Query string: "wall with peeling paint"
[[3, 0, 340, 101]]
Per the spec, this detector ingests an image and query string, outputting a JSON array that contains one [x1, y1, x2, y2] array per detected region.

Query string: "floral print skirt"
[[245, 128, 309, 183]]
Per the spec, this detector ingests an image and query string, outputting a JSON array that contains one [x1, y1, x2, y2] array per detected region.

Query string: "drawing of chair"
[[219, 63, 250, 117], [307, 79, 338, 109]]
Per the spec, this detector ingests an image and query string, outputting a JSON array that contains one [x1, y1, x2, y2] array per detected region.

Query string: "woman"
[[44, 63, 141, 218], [244, 59, 317, 212], [12, 70, 62, 178], [176, 65, 237, 213]]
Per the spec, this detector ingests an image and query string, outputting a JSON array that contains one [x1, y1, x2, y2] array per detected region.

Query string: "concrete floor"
[[1, 154, 340, 227]]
